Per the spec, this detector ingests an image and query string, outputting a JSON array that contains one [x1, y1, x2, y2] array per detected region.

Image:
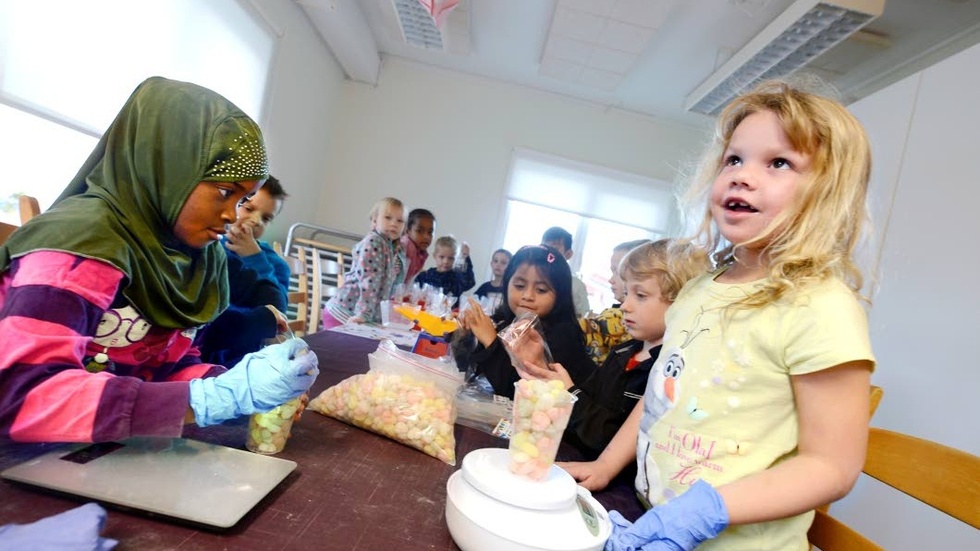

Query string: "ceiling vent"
[[392, 0, 444, 49]]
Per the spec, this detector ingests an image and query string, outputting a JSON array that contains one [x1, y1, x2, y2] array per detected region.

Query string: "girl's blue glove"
[[0, 502, 117, 550], [189, 338, 319, 426], [604, 480, 728, 551]]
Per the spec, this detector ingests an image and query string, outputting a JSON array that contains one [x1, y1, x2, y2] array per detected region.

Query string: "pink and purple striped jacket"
[[0, 251, 224, 443]]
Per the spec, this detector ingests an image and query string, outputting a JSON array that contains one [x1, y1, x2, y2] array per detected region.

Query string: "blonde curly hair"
[[682, 80, 872, 309], [620, 239, 710, 302]]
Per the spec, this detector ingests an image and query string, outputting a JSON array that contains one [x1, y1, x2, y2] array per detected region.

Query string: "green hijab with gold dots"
[[0, 76, 269, 328]]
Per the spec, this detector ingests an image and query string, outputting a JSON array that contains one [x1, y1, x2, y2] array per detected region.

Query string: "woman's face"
[[507, 264, 556, 318], [174, 180, 261, 248]]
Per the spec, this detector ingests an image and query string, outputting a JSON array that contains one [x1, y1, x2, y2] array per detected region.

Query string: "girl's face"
[[406, 216, 435, 250], [175, 180, 261, 249], [490, 252, 510, 278], [608, 249, 627, 303], [507, 264, 556, 318], [373, 205, 405, 240], [619, 272, 670, 346], [433, 244, 456, 272], [235, 187, 282, 240], [710, 110, 811, 250]]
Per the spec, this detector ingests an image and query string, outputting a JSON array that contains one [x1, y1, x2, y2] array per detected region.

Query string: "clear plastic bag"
[[307, 340, 463, 464], [454, 383, 514, 439], [498, 312, 554, 373]]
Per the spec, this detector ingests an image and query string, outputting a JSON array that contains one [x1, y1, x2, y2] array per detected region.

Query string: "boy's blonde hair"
[[621, 239, 710, 302], [434, 235, 458, 253], [684, 79, 872, 308], [369, 197, 404, 221]]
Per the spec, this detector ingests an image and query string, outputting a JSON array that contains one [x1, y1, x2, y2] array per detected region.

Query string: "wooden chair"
[[808, 390, 980, 550], [19, 195, 41, 224], [276, 244, 308, 336], [0, 221, 17, 246], [279, 245, 323, 336], [0, 195, 41, 245]]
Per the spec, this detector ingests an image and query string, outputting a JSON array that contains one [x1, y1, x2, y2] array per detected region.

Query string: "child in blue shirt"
[[223, 175, 291, 294], [414, 235, 475, 308]]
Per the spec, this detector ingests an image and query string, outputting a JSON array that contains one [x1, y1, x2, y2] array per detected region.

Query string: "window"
[[0, 0, 277, 224], [499, 149, 675, 313]]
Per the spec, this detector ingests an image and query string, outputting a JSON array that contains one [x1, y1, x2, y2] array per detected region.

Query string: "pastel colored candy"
[[509, 379, 576, 480], [246, 396, 303, 455], [307, 371, 457, 465]]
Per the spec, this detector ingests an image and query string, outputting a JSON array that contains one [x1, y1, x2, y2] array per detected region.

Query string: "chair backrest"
[[19, 195, 41, 224], [808, 415, 980, 550], [278, 245, 308, 336], [0, 221, 18, 246], [284, 245, 323, 336], [1, 195, 41, 246]]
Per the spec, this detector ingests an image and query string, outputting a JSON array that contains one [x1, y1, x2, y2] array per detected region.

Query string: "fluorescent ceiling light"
[[685, 0, 885, 116]]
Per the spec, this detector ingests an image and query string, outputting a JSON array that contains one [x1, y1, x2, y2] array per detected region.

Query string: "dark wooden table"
[[0, 330, 643, 550]]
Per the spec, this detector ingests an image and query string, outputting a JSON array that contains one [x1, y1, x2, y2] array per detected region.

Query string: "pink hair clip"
[[546, 252, 555, 263]]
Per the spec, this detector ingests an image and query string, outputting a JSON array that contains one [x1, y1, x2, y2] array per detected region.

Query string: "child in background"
[[457, 245, 596, 400], [400, 208, 435, 284], [473, 248, 511, 312], [414, 235, 475, 308], [580, 239, 651, 365], [541, 227, 590, 317], [222, 175, 291, 294], [323, 197, 406, 327], [201, 176, 293, 366], [564, 80, 875, 551], [523, 239, 709, 459]]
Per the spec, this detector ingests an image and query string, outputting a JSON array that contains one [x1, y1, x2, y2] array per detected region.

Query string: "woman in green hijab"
[[0, 77, 317, 443]]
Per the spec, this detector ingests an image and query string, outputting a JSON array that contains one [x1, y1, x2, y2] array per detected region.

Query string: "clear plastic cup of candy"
[[508, 379, 577, 480], [246, 396, 302, 455]]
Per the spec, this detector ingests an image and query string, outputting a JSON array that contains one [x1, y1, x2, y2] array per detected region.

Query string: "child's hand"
[[348, 315, 365, 324], [461, 296, 497, 346], [519, 361, 573, 389], [224, 220, 261, 257], [556, 460, 615, 492], [265, 305, 289, 334], [508, 326, 549, 369], [460, 242, 470, 258]]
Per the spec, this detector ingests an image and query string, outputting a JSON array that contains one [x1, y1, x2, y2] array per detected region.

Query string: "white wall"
[[309, 57, 707, 272], [247, 0, 347, 244], [832, 42, 980, 550]]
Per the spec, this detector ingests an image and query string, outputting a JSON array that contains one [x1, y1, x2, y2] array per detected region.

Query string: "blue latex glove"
[[189, 338, 318, 426], [0, 502, 118, 550], [604, 480, 728, 551]]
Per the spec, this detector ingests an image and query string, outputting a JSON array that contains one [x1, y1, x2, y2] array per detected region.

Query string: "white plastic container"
[[446, 448, 611, 551]]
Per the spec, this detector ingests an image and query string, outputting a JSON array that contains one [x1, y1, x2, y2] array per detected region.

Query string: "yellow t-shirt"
[[635, 270, 875, 550]]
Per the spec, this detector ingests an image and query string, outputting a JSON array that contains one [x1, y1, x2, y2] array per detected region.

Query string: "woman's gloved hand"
[[0, 502, 117, 550], [189, 338, 319, 426], [604, 480, 728, 551]]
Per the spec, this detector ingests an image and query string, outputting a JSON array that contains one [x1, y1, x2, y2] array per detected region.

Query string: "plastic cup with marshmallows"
[[246, 396, 302, 454], [509, 379, 577, 480]]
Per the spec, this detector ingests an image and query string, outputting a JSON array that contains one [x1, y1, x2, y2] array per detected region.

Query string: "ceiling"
[[299, 0, 980, 127]]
